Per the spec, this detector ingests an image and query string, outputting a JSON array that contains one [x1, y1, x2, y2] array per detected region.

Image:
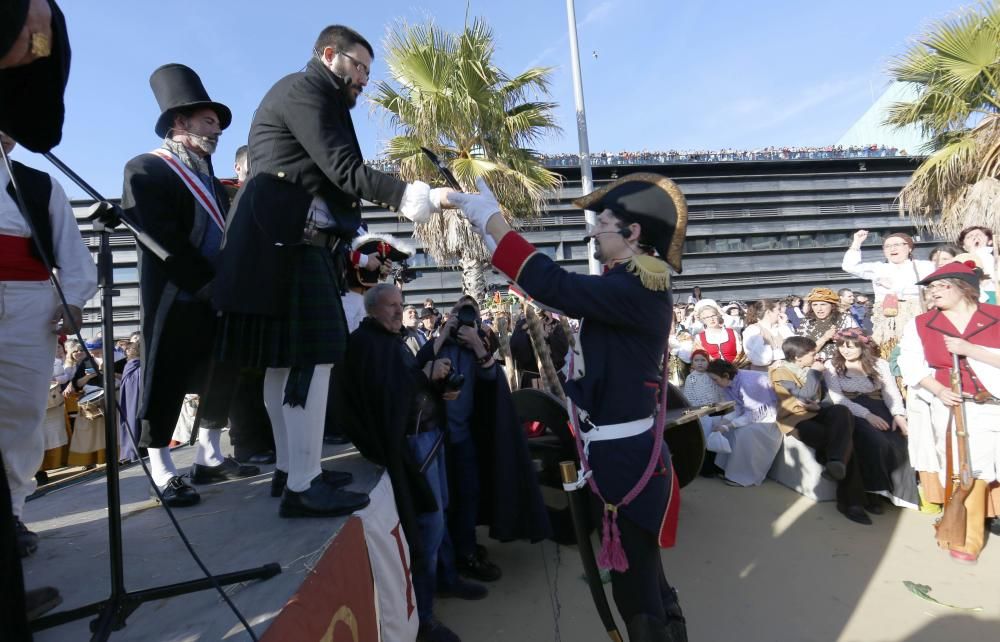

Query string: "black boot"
[[279, 474, 370, 518]]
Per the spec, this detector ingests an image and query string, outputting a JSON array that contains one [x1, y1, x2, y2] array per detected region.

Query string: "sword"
[[420, 146, 463, 191], [560, 461, 623, 642]]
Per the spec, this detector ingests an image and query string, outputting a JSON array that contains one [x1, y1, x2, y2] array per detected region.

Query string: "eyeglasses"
[[926, 281, 952, 292], [338, 50, 370, 79], [882, 243, 909, 250]]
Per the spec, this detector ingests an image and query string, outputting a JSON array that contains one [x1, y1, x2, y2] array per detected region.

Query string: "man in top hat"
[[451, 173, 690, 641], [120, 63, 259, 507], [212, 25, 452, 518]]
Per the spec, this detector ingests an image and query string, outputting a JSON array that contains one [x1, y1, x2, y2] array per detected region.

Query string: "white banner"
[[357, 473, 419, 642]]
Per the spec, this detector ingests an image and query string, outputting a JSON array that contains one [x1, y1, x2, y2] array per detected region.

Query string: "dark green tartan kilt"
[[216, 246, 347, 368]]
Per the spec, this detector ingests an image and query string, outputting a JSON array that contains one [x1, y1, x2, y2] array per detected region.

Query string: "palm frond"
[[371, 15, 562, 298]]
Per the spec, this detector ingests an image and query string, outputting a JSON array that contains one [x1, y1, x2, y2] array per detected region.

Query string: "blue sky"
[[13, 0, 964, 197]]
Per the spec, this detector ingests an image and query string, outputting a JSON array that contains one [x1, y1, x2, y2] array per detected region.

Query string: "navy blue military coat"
[[493, 233, 678, 541]]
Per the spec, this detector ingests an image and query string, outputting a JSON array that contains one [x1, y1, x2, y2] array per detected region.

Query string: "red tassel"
[[596, 506, 630, 572]]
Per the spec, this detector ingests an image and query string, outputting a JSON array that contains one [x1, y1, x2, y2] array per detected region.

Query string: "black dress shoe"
[[152, 476, 201, 507], [457, 549, 502, 582], [25, 586, 62, 621], [437, 577, 488, 600], [245, 450, 277, 465], [837, 503, 872, 525], [190, 457, 260, 484], [279, 474, 370, 518], [15, 518, 38, 558], [271, 468, 353, 497]]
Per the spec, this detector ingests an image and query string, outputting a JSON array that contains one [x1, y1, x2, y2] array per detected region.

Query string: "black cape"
[[336, 318, 437, 568], [416, 340, 552, 543]]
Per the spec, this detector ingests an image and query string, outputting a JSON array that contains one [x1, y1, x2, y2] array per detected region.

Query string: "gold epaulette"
[[626, 254, 670, 291]]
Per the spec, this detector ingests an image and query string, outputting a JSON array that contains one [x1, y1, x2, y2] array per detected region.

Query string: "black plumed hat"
[[149, 63, 232, 138], [573, 172, 688, 272]]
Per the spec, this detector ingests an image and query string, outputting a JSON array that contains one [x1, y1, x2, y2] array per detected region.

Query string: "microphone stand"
[[24, 152, 280, 640]]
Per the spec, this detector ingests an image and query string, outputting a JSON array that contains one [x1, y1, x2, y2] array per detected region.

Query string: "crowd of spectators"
[[364, 144, 905, 173], [663, 225, 1000, 558]]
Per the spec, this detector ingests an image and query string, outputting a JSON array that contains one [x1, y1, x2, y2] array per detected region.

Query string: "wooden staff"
[[525, 306, 565, 401], [496, 312, 519, 391]]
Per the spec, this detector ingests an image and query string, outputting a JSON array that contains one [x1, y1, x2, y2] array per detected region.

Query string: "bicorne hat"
[[916, 261, 982, 289], [150, 64, 232, 138], [572, 172, 688, 273], [348, 233, 415, 289]]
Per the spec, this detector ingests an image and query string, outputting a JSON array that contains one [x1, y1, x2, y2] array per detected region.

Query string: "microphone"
[[178, 130, 219, 146], [583, 229, 630, 243]]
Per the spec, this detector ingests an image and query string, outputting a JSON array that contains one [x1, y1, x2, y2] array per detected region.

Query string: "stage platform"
[[22, 441, 385, 641]]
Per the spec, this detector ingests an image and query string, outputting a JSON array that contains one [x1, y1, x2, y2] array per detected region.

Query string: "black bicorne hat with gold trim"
[[573, 172, 688, 274]]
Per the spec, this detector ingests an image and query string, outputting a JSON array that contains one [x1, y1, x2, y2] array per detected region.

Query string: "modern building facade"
[[71, 154, 934, 338]]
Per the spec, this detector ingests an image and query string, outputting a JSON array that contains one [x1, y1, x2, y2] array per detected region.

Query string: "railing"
[[365, 147, 910, 173]]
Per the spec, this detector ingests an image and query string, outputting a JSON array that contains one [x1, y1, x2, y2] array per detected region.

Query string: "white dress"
[[714, 370, 782, 486], [742, 323, 794, 368], [42, 361, 71, 451]]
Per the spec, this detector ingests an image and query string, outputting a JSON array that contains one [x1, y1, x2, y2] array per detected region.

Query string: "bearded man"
[[121, 64, 258, 507], [214, 25, 452, 518]]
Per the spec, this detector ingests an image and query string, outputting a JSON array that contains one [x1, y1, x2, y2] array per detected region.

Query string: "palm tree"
[[370, 18, 561, 301], [886, 2, 1000, 239]]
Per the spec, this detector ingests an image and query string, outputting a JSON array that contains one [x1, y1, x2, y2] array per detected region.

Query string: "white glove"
[[399, 181, 437, 223], [449, 177, 501, 236]]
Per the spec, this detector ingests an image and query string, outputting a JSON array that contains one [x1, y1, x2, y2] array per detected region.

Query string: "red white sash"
[[149, 149, 225, 232]]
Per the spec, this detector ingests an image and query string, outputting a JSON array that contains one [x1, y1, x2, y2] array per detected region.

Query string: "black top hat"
[[150, 63, 232, 138], [573, 173, 688, 273]]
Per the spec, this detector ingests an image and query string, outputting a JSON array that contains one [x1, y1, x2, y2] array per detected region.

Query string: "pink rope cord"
[[569, 351, 670, 572]]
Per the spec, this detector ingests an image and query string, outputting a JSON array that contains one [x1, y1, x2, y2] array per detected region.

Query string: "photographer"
[[336, 283, 464, 642], [416, 296, 551, 588], [420, 296, 499, 585]]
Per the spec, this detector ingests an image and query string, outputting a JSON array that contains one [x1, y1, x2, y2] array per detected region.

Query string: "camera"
[[442, 366, 465, 391], [450, 303, 479, 339], [390, 260, 420, 284]]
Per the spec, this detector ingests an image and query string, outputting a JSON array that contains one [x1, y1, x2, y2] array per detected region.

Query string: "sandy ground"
[[437, 478, 1000, 642]]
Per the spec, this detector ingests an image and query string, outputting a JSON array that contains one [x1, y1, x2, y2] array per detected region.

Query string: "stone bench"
[[766, 434, 837, 502]]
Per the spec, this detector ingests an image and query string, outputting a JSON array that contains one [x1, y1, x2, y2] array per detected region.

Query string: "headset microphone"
[[582, 229, 631, 243]]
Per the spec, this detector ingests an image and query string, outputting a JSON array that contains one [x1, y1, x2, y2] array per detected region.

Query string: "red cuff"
[[491, 233, 538, 281], [350, 250, 362, 267]]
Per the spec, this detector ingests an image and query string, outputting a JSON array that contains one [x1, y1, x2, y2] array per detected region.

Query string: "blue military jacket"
[[493, 232, 676, 538]]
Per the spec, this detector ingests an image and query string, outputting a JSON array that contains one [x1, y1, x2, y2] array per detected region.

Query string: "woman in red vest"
[[898, 261, 1000, 563], [693, 300, 740, 363]]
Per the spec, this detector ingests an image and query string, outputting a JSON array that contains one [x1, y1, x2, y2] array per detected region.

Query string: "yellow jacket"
[[769, 363, 818, 435]]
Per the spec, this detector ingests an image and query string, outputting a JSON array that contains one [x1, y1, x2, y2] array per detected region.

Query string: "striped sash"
[[149, 148, 225, 231]]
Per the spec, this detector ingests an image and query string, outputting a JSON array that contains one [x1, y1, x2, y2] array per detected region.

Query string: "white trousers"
[[0, 281, 58, 517]]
